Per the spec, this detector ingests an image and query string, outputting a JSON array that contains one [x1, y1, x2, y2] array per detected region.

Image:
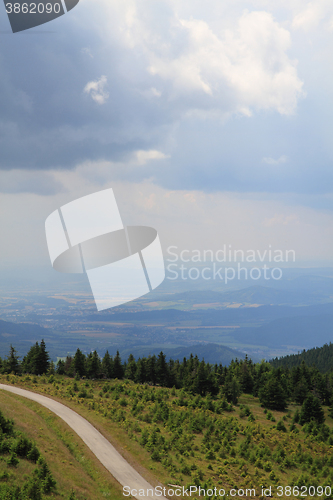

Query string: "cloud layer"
[[0, 0, 333, 270], [0, 2, 307, 173]]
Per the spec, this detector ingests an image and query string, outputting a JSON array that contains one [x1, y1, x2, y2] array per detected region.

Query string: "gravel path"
[[0, 384, 168, 500]]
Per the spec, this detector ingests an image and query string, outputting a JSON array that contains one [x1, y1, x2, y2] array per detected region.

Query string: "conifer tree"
[[156, 351, 168, 386], [56, 359, 65, 375], [258, 375, 287, 411], [125, 354, 137, 380], [223, 375, 241, 404], [146, 355, 157, 385], [5, 345, 20, 374], [113, 351, 124, 379], [299, 393, 325, 425], [36, 339, 50, 375], [102, 350, 113, 378], [74, 348, 86, 377], [86, 351, 101, 378], [135, 358, 146, 384], [22, 342, 40, 374]]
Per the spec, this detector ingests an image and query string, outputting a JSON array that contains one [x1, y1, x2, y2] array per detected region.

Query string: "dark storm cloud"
[[0, 0, 332, 202], [0, 8, 173, 170]]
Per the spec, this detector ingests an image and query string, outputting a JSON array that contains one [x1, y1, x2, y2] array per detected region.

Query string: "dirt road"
[[0, 384, 168, 500]]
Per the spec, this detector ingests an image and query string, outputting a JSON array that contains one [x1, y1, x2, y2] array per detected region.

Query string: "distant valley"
[[0, 270, 332, 364]]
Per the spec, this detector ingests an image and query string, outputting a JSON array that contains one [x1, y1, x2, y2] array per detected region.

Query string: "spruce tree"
[[135, 358, 146, 384], [56, 359, 65, 375], [22, 342, 40, 374], [101, 350, 113, 378], [74, 348, 86, 378], [156, 352, 168, 387], [146, 355, 157, 385], [36, 339, 50, 375], [113, 351, 124, 379], [86, 351, 101, 378], [292, 377, 309, 405], [223, 375, 241, 404], [299, 393, 325, 425], [125, 354, 137, 381], [258, 376, 287, 411], [5, 345, 20, 374]]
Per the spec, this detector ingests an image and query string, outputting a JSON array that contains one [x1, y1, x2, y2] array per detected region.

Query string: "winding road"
[[0, 384, 168, 500]]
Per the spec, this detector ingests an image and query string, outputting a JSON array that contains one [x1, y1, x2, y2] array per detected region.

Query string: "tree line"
[[270, 342, 333, 373], [1, 342, 333, 424]]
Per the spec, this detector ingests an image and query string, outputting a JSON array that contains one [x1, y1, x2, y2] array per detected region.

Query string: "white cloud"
[[140, 193, 157, 210], [263, 214, 299, 226], [61, 150, 170, 187], [102, 4, 305, 116], [84, 75, 109, 105], [81, 47, 94, 58], [292, 2, 326, 31], [135, 149, 170, 165], [150, 87, 162, 97], [262, 155, 288, 165]]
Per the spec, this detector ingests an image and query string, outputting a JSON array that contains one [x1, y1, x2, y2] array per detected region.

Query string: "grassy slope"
[[1, 374, 333, 500], [0, 389, 125, 500], [0, 421, 37, 495]]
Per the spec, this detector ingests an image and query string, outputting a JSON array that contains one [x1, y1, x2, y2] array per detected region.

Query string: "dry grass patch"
[[0, 390, 127, 500]]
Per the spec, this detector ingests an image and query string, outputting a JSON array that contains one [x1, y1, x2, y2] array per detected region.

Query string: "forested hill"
[[270, 342, 333, 373]]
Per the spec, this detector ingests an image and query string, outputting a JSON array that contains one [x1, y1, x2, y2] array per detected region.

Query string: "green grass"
[[0, 388, 126, 500], [2, 374, 333, 499]]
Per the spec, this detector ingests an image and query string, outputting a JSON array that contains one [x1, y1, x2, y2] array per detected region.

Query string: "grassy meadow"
[[1, 373, 333, 499], [0, 386, 125, 500]]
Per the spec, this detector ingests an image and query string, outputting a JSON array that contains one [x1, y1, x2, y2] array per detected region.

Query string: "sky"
[[1, 0, 333, 283]]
